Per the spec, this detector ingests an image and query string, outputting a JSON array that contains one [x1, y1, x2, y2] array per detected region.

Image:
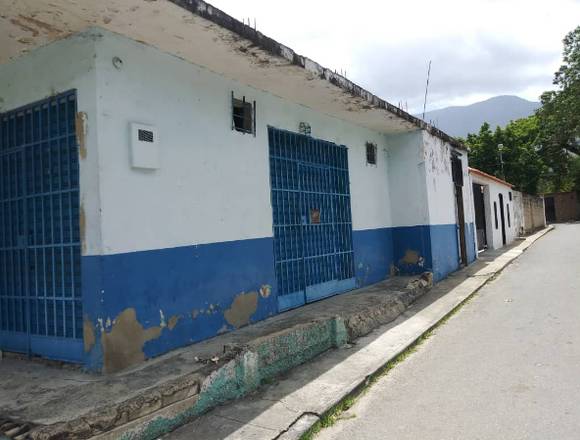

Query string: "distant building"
[[0, 1, 475, 372], [544, 192, 580, 223], [470, 168, 518, 250]]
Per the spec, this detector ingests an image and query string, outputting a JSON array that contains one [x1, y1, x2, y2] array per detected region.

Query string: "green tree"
[[536, 25, 580, 191], [465, 116, 545, 194]]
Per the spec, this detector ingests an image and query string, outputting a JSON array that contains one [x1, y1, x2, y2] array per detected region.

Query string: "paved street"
[[318, 223, 580, 440]]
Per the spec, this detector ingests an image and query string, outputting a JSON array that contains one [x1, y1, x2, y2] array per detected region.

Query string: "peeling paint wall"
[[80, 29, 399, 371]]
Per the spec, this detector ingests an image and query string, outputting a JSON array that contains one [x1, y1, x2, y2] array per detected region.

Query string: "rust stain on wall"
[[401, 250, 420, 265], [83, 316, 95, 353], [101, 308, 162, 373], [224, 292, 258, 329], [75, 112, 88, 159], [167, 315, 181, 330]]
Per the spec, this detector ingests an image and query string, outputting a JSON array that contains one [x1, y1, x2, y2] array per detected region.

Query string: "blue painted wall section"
[[392, 224, 467, 282], [429, 224, 460, 282], [466, 222, 477, 264], [392, 225, 432, 276], [352, 228, 394, 287], [81, 237, 277, 372], [79, 223, 475, 372]]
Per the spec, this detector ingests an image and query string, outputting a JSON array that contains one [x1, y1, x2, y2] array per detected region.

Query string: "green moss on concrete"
[[118, 317, 351, 440]]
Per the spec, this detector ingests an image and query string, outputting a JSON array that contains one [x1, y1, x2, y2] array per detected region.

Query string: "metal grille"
[[269, 127, 355, 311], [0, 91, 82, 361]]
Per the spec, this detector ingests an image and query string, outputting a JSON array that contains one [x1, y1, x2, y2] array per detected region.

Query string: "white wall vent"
[[130, 123, 160, 169]]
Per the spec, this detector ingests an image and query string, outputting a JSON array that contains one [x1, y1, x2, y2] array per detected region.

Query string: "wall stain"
[[83, 316, 95, 353], [224, 292, 258, 329], [9, 18, 39, 37], [101, 308, 162, 373], [17, 15, 62, 38], [75, 112, 88, 159], [167, 315, 181, 330], [401, 249, 420, 265]]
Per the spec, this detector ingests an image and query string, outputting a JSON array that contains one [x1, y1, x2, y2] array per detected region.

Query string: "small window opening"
[[507, 204, 511, 227], [509, 191, 512, 201], [494, 202, 498, 229], [232, 92, 255, 135], [366, 142, 377, 165]]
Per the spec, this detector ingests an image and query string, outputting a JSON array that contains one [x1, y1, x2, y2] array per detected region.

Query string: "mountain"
[[419, 95, 540, 138]]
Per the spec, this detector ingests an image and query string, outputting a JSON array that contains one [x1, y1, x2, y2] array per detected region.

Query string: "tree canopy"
[[463, 26, 580, 194]]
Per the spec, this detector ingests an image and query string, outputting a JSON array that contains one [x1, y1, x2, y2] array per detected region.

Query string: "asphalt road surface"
[[318, 223, 580, 440]]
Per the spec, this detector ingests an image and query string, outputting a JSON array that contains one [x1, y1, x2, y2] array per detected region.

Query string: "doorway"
[[472, 183, 487, 250], [498, 193, 507, 245], [451, 155, 468, 266], [545, 196, 556, 223], [268, 127, 356, 311], [0, 91, 83, 362]]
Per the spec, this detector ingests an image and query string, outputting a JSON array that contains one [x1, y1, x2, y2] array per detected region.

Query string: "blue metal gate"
[[269, 127, 355, 311], [0, 91, 83, 362]]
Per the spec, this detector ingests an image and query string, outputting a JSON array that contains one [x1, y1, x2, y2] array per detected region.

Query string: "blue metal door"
[[0, 91, 83, 362], [269, 127, 355, 311]]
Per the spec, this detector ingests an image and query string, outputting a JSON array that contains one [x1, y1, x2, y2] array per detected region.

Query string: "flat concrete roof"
[[0, 0, 465, 149]]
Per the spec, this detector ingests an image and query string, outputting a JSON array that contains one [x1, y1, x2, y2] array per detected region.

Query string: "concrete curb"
[[284, 226, 554, 439]]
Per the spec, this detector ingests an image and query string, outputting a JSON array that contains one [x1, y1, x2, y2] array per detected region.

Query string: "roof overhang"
[[1, 0, 465, 148], [469, 167, 514, 188]]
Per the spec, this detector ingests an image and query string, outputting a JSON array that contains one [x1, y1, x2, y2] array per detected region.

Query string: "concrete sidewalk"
[[166, 227, 554, 440]]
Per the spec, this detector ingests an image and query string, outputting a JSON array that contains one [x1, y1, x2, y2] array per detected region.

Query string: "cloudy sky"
[[210, 0, 580, 113]]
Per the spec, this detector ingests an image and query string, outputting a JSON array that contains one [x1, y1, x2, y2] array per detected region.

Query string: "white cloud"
[[209, 0, 580, 111]]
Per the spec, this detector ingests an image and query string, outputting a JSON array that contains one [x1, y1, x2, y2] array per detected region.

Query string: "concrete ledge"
[[3, 274, 431, 440]]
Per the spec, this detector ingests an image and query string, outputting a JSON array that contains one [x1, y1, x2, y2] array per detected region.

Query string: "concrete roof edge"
[[469, 167, 514, 188], [168, 0, 467, 151]]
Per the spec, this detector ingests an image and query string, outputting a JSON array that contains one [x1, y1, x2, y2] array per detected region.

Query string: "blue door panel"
[[0, 91, 83, 362], [269, 127, 355, 311]]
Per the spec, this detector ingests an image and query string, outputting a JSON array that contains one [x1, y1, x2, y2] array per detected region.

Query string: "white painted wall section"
[[422, 131, 474, 227], [386, 130, 429, 228], [92, 29, 396, 256]]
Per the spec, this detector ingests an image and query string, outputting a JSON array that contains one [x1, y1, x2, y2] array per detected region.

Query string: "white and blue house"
[[0, 1, 476, 372]]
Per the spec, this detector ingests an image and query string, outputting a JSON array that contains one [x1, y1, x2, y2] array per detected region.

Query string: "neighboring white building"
[[470, 168, 518, 251], [0, 2, 475, 372]]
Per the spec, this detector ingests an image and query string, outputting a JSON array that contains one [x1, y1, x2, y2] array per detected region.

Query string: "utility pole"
[[498, 143, 505, 179]]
